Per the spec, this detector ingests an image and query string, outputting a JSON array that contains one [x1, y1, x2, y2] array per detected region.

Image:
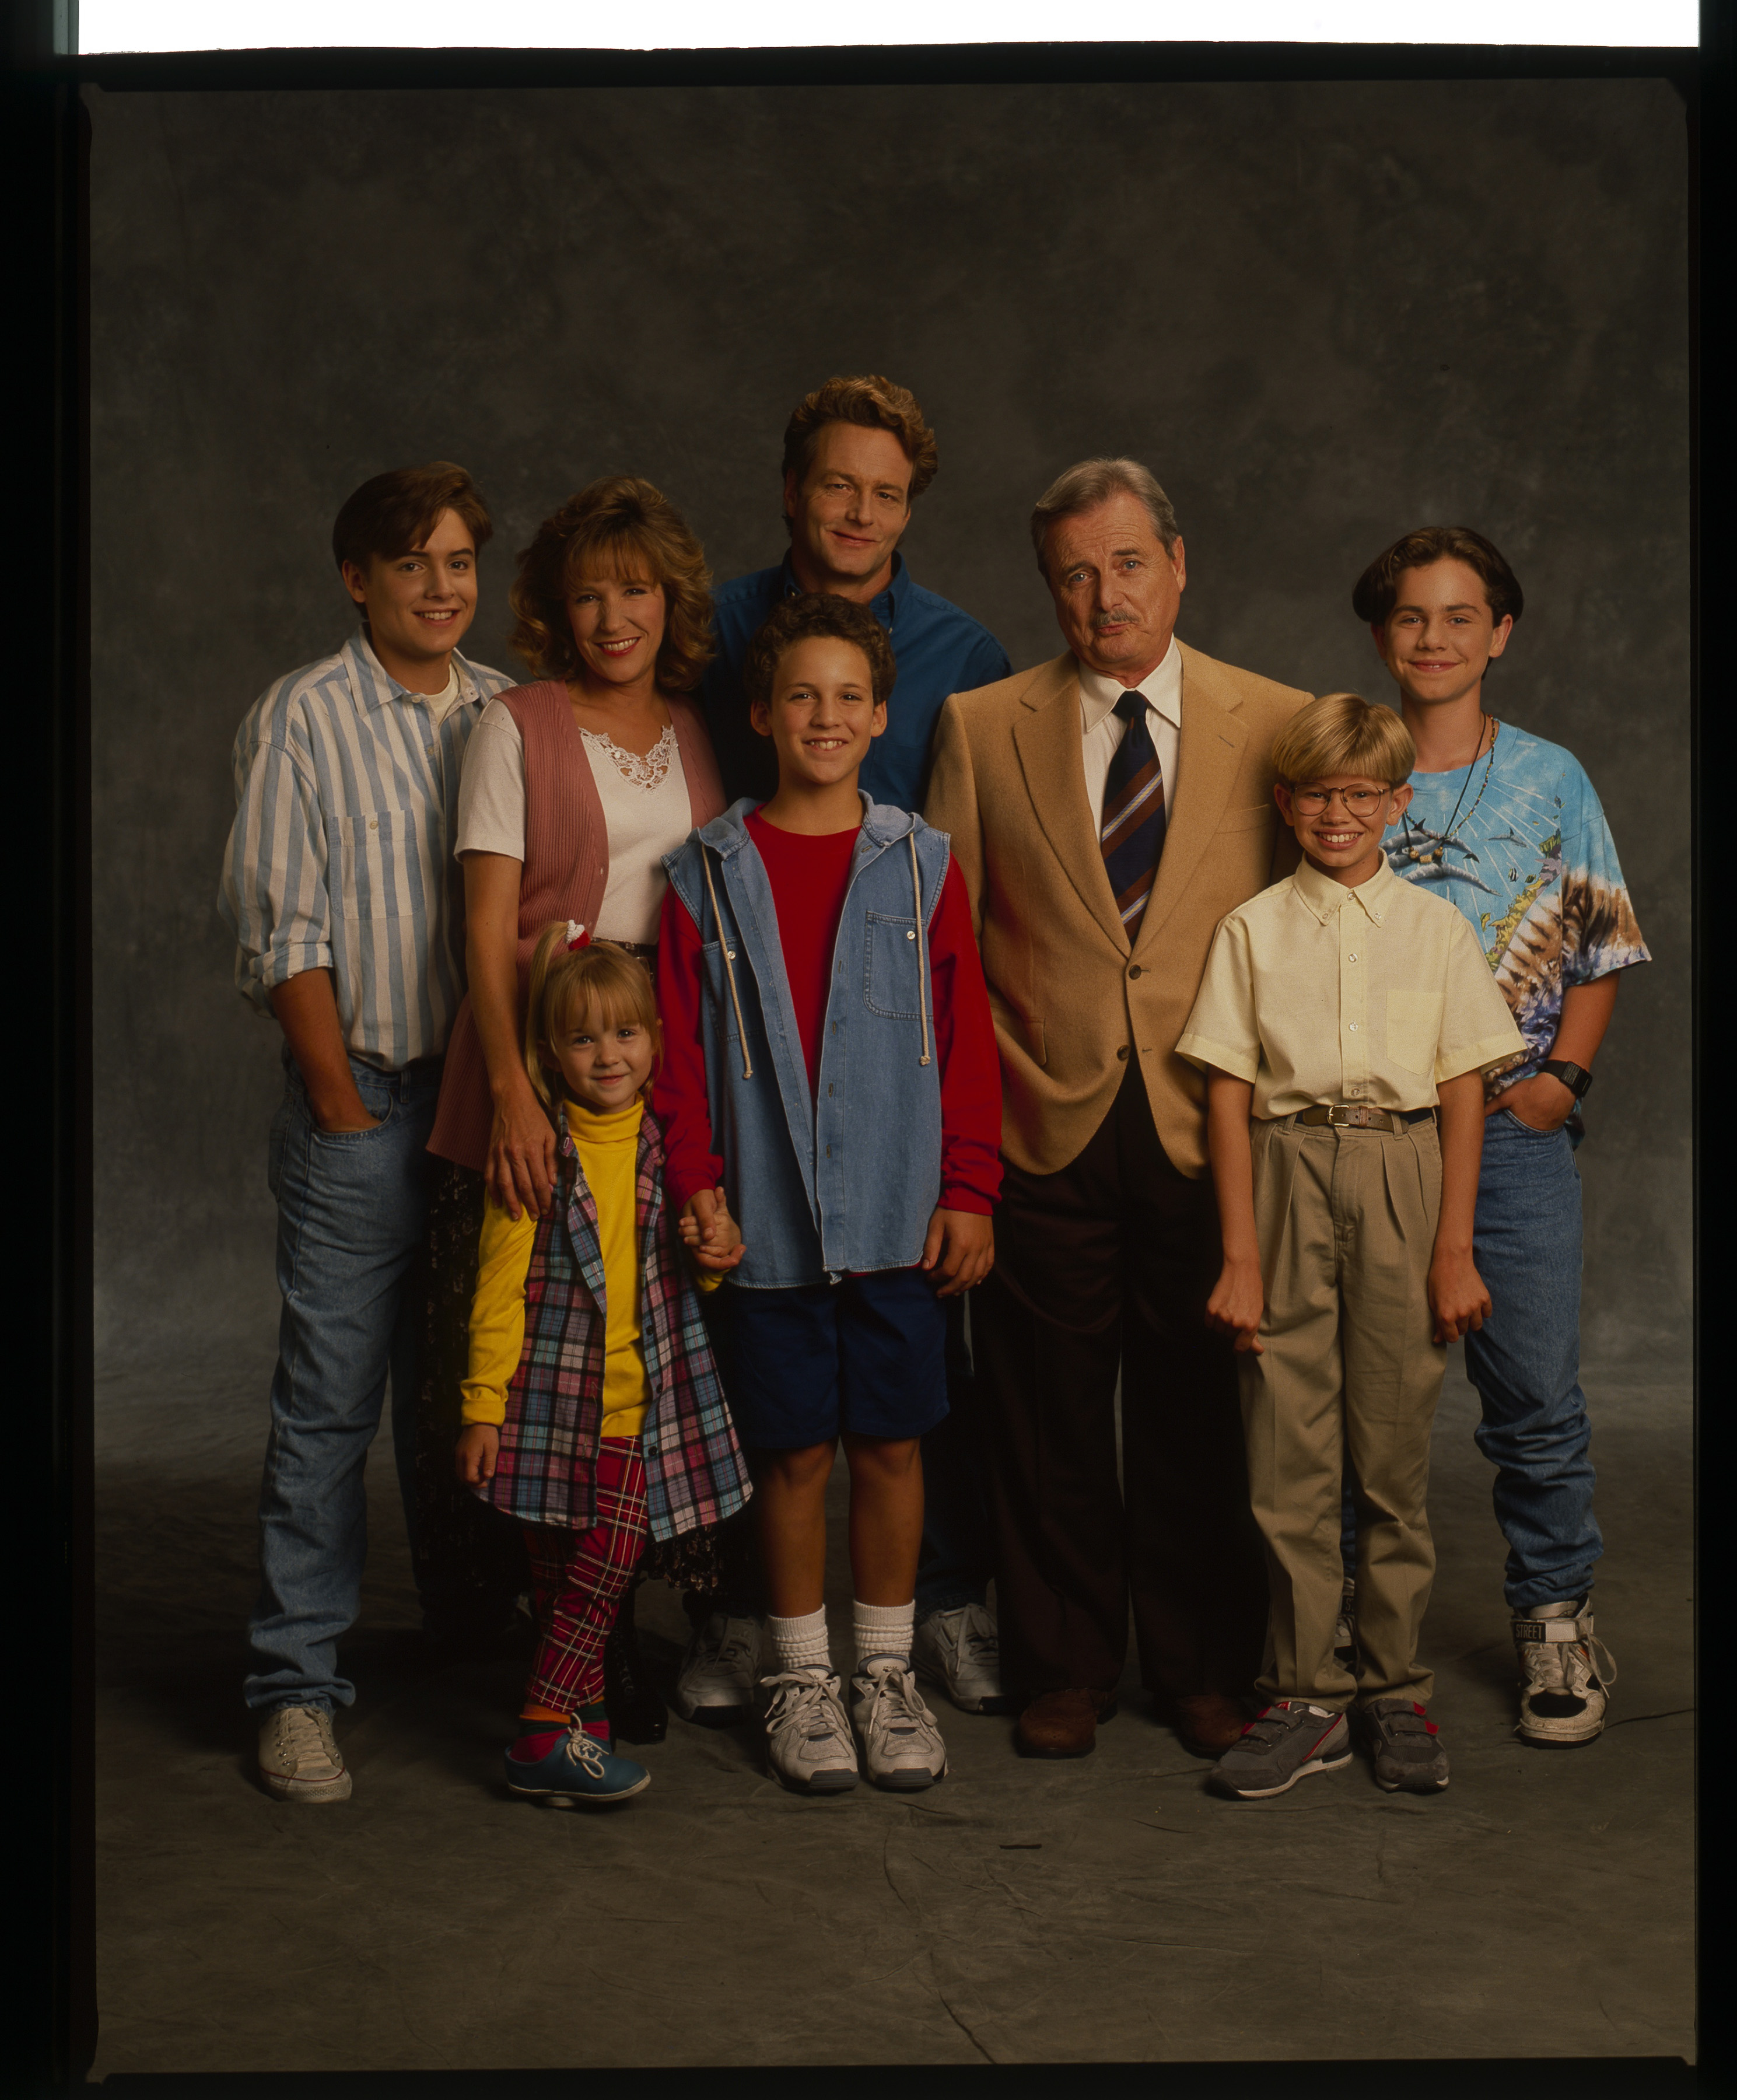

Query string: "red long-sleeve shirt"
[[653, 812, 1003, 1220]]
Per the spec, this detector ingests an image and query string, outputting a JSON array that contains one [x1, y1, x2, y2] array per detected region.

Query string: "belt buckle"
[[1329, 1104, 1383, 1130]]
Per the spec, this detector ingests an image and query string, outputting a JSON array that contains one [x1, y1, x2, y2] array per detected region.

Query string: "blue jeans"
[[244, 1050, 442, 1714], [1341, 1108, 1598, 1611], [916, 1298, 993, 1616]]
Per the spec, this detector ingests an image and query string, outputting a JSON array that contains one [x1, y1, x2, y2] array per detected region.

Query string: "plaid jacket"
[[482, 1106, 751, 1538]]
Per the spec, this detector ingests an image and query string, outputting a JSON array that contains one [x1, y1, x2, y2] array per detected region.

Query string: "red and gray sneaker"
[[1209, 1701, 1352, 1799], [1357, 1698, 1450, 1791], [1513, 1598, 1617, 1745]]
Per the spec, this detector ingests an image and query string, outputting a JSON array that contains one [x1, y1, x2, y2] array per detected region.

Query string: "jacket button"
[[1127, 964, 1143, 979], [1116, 1045, 1129, 1061]]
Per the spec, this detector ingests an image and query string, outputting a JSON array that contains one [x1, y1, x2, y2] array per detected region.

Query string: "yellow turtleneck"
[[461, 1096, 662, 1440]]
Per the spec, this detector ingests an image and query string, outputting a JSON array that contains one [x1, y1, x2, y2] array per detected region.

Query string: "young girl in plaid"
[[454, 925, 751, 1805]]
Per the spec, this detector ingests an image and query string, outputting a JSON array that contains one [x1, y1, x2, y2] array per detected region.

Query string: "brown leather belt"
[[1293, 1103, 1435, 1132], [600, 939, 658, 963]]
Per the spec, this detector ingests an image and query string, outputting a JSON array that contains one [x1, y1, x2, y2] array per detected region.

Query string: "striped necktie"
[[1101, 690, 1166, 940]]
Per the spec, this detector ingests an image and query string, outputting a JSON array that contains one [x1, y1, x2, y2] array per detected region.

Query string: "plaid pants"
[[521, 1437, 649, 1714]]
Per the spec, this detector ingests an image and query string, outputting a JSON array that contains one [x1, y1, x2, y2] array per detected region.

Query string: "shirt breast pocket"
[[337, 810, 421, 923], [1385, 988, 1444, 1076], [864, 912, 923, 1019]]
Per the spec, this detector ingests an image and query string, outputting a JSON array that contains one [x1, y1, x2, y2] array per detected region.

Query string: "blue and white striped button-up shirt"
[[219, 631, 514, 1070]]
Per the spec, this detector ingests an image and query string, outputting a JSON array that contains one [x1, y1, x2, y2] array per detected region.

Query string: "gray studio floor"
[[87, 1338, 1694, 2076]]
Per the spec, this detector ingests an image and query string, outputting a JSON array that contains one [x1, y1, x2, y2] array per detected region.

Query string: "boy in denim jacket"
[[654, 593, 1002, 1794]]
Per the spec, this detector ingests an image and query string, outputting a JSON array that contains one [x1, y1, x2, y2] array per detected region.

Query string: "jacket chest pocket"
[[863, 912, 924, 1019], [337, 809, 422, 923]]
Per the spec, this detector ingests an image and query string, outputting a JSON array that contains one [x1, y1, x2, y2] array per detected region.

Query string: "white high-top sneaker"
[[1513, 1598, 1618, 1745], [258, 1705, 351, 1803]]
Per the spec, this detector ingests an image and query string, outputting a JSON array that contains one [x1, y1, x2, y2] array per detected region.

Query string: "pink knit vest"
[[427, 680, 726, 1171]]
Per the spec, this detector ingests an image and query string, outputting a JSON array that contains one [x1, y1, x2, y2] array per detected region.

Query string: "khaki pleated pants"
[[1240, 1115, 1447, 1709]]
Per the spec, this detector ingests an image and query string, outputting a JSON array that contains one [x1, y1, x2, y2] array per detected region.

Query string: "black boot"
[[603, 1599, 668, 1744]]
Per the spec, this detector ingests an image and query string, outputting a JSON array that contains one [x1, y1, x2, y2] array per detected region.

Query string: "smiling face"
[[544, 999, 657, 1114], [784, 422, 915, 596], [1045, 491, 1186, 685], [1374, 558, 1514, 713], [342, 506, 478, 689], [566, 565, 668, 693], [751, 634, 885, 792], [1274, 772, 1415, 887]]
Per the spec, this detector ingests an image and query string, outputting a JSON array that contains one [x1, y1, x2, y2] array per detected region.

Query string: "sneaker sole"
[[260, 1771, 351, 1803], [506, 1774, 651, 1805], [867, 1761, 947, 1791], [1517, 1721, 1606, 1746], [672, 1693, 755, 1727], [770, 1766, 859, 1795], [1375, 1773, 1450, 1791], [1213, 1747, 1352, 1800]]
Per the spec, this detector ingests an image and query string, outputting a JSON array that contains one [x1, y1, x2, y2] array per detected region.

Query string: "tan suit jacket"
[[925, 639, 1309, 1180]]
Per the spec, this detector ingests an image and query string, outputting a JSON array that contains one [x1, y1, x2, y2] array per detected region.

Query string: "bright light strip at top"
[[77, 0, 1698, 50]]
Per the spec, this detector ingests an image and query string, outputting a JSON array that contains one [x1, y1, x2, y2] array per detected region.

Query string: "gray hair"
[[1030, 457, 1181, 576]]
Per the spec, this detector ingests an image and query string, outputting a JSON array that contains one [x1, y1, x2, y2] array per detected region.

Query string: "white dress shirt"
[[1078, 635, 1182, 829]]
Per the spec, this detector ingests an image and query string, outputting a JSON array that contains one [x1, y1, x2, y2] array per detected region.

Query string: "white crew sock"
[[768, 1606, 832, 1675], [853, 1598, 915, 1674]]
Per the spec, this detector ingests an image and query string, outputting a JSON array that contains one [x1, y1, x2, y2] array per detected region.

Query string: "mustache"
[[1090, 611, 1138, 631]]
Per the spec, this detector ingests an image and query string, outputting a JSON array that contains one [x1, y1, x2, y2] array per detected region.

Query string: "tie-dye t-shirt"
[[1384, 719, 1649, 1108]]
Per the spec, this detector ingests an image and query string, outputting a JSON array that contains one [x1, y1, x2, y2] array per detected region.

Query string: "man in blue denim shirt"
[[681, 376, 1013, 1726]]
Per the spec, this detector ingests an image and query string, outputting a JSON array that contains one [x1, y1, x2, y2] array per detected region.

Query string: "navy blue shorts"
[[723, 1268, 949, 1448]]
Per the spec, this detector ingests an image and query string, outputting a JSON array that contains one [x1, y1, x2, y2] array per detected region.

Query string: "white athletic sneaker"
[[849, 1659, 948, 1791], [912, 1601, 1014, 1714], [673, 1612, 761, 1726], [258, 1705, 351, 1803], [760, 1668, 860, 1794], [1514, 1598, 1618, 1745]]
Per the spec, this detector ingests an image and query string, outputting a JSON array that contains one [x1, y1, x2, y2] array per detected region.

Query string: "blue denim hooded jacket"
[[663, 793, 952, 1289]]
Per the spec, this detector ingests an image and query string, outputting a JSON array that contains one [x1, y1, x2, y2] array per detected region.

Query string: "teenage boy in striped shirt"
[[219, 463, 512, 1804]]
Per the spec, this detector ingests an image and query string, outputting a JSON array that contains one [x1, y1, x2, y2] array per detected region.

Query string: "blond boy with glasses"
[[1177, 692, 1522, 1799]]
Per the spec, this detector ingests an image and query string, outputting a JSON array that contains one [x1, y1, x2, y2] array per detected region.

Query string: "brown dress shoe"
[[1015, 1686, 1118, 1759], [1165, 1691, 1250, 1758]]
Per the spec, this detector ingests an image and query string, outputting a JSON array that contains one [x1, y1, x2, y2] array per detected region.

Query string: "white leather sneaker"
[[761, 1668, 860, 1794], [1514, 1598, 1617, 1745], [673, 1612, 761, 1726], [258, 1705, 351, 1803], [912, 1601, 1014, 1714], [850, 1659, 948, 1791]]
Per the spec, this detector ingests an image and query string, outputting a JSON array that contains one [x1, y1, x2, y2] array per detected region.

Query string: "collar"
[[1292, 852, 1398, 925], [564, 1096, 646, 1144], [1077, 635, 1182, 735], [346, 629, 483, 713], [780, 550, 908, 625]]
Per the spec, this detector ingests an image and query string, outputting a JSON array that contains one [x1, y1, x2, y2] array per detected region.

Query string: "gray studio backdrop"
[[87, 76, 1690, 1384]]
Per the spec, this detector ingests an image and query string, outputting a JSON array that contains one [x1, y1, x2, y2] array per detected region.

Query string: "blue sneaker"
[[503, 1727, 650, 1806]]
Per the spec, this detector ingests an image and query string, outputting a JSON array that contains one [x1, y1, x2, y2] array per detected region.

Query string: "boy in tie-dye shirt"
[[1349, 526, 1649, 1751]]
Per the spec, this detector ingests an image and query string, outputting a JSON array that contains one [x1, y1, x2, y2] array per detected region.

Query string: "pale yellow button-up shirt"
[[1176, 856, 1524, 1117]]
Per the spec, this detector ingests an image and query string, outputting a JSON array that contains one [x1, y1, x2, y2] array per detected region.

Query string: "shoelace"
[[860, 1664, 935, 1741], [958, 1614, 999, 1667], [275, 1708, 338, 1768], [559, 1731, 610, 1780], [765, 1672, 846, 1742], [1524, 1629, 1618, 1696]]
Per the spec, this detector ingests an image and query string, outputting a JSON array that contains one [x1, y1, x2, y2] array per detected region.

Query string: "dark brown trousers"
[[975, 1066, 1268, 1704]]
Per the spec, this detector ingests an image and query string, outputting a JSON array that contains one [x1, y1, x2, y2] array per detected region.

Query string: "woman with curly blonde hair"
[[416, 478, 727, 1718]]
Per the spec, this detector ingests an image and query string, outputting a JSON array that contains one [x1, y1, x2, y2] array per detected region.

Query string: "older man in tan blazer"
[[926, 457, 1308, 1761]]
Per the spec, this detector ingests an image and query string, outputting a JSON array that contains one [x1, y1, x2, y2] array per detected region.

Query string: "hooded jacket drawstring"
[[702, 844, 754, 1080], [910, 832, 931, 1068]]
